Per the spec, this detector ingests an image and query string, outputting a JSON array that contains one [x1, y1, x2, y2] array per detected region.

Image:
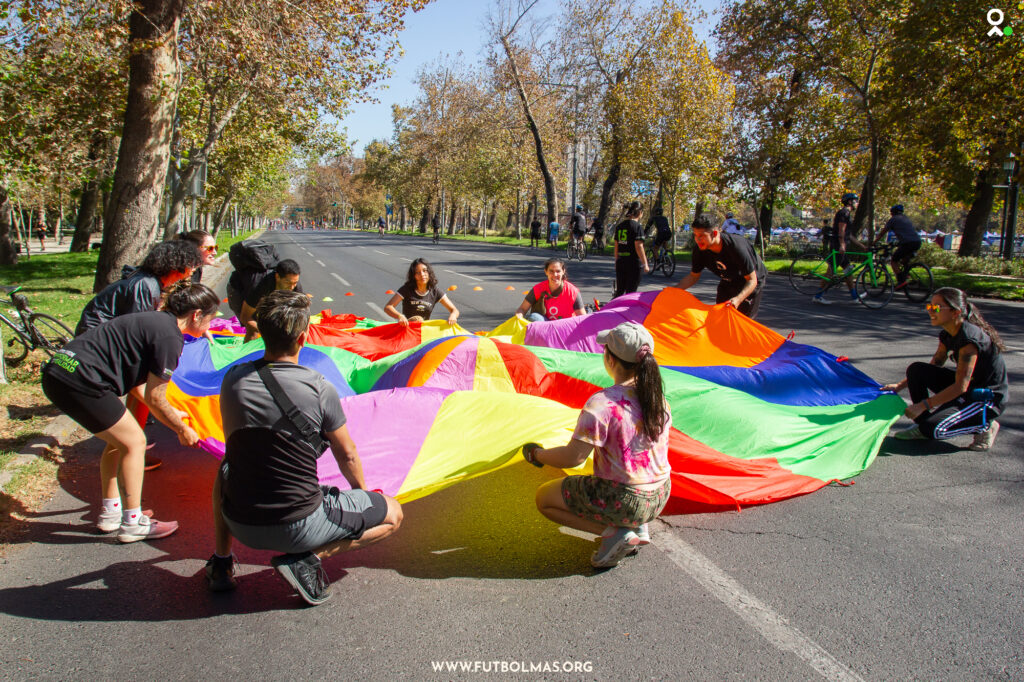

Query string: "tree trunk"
[[505, 205, 514, 233], [96, 0, 186, 291], [447, 202, 457, 235], [211, 191, 235, 236], [596, 157, 621, 235], [852, 136, 885, 243], [71, 170, 101, 252], [418, 201, 430, 233], [959, 171, 995, 257], [0, 186, 18, 265], [500, 36, 558, 225]]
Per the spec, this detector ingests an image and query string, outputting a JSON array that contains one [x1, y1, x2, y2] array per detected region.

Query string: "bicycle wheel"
[[578, 241, 587, 261], [789, 256, 831, 296], [901, 263, 933, 303], [0, 315, 30, 368], [29, 313, 75, 355], [661, 250, 676, 278], [856, 265, 893, 308]]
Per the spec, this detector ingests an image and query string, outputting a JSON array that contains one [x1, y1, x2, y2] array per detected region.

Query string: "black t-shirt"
[[75, 270, 163, 336], [884, 214, 920, 244], [220, 361, 347, 525], [44, 311, 183, 397], [614, 219, 642, 259], [652, 215, 671, 239], [691, 232, 767, 288], [397, 283, 445, 319], [832, 207, 854, 246], [939, 321, 1009, 413], [244, 272, 305, 309], [530, 220, 542, 236]]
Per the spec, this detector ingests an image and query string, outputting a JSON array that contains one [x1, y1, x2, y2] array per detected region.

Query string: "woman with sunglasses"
[[179, 230, 218, 283], [883, 287, 1008, 450]]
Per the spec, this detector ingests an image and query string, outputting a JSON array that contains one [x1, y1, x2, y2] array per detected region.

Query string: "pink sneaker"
[[117, 515, 179, 543]]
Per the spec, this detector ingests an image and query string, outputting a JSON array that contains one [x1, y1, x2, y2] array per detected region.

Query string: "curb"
[[0, 414, 81, 494]]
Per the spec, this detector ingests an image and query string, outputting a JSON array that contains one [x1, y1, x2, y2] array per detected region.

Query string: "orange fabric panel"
[[165, 383, 224, 443], [644, 288, 784, 368], [408, 337, 469, 387]]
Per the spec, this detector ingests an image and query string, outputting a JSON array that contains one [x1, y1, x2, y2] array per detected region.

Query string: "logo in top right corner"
[[987, 8, 1014, 36]]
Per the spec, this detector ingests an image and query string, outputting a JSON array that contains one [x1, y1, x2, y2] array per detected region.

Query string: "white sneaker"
[[634, 523, 651, 545], [592, 527, 641, 568], [811, 294, 831, 305], [894, 424, 925, 440], [97, 508, 152, 532], [117, 515, 179, 543], [968, 421, 1000, 451]]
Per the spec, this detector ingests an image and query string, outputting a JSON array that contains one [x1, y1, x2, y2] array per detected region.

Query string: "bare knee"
[[383, 496, 403, 530]]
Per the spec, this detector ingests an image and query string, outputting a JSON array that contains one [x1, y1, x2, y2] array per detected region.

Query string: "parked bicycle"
[[1, 285, 75, 368], [788, 243, 894, 308]]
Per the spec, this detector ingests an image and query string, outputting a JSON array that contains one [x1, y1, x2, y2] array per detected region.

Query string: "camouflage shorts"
[[561, 475, 671, 528]]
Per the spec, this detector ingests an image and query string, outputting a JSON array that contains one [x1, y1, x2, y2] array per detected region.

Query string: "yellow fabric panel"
[[473, 338, 516, 393], [646, 288, 784, 368], [395, 391, 578, 502], [419, 319, 470, 343], [478, 316, 528, 345]]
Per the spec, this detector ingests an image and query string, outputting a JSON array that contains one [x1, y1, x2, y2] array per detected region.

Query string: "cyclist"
[[649, 206, 673, 257], [515, 257, 586, 322], [812, 192, 864, 305], [377, 216, 386, 236], [674, 213, 766, 319], [873, 204, 922, 289], [591, 217, 605, 251], [612, 201, 649, 299], [431, 214, 441, 242], [883, 288, 1007, 450], [569, 206, 587, 251]]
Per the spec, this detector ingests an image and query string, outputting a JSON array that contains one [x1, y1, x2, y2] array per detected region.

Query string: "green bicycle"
[[788, 244, 894, 308]]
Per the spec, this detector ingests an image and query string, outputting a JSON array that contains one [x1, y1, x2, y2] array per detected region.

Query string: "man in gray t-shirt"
[[206, 290, 403, 606]]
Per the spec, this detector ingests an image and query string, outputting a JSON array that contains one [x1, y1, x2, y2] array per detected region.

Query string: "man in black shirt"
[[874, 204, 922, 288], [813, 192, 864, 305], [674, 213, 767, 318], [207, 290, 403, 604], [239, 259, 304, 342]]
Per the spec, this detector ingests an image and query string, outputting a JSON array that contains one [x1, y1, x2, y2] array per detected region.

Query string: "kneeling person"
[[207, 290, 402, 604]]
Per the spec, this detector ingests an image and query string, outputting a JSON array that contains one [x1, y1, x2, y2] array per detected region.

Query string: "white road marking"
[[331, 272, 350, 286], [366, 302, 388, 319], [558, 526, 598, 542], [373, 249, 389, 256], [316, 259, 326, 268], [444, 268, 483, 282], [656, 529, 864, 682], [430, 547, 466, 555]]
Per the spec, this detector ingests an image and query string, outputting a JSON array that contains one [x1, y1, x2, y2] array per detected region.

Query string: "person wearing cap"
[[873, 204, 921, 289], [812, 192, 864, 305], [674, 213, 767, 319], [521, 322, 672, 569]]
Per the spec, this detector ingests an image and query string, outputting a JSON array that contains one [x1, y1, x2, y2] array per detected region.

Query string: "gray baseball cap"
[[596, 322, 655, 363]]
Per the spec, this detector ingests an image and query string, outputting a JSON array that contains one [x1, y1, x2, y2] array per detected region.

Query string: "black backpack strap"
[[255, 362, 327, 455]]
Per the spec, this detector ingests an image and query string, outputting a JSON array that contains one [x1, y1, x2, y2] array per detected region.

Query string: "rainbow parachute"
[[169, 288, 903, 511]]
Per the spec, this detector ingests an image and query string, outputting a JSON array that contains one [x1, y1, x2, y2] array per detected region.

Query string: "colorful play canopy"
[[168, 288, 903, 512]]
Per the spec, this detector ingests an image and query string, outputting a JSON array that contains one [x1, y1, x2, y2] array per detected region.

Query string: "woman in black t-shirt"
[[883, 288, 1009, 450], [384, 258, 460, 326], [612, 201, 650, 299], [41, 282, 221, 543]]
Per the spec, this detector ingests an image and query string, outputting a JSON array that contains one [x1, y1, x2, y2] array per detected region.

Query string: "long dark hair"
[[163, 281, 220, 318], [406, 258, 438, 290], [607, 349, 668, 441], [934, 287, 1005, 352], [622, 201, 643, 219]]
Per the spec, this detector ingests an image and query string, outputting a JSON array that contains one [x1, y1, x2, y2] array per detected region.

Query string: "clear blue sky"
[[339, 0, 723, 154]]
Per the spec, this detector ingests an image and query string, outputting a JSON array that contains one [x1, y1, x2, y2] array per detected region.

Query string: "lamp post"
[[1001, 153, 1019, 260]]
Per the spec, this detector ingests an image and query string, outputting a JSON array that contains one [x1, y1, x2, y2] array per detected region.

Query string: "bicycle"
[[881, 245, 933, 303], [566, 234, 586, 261], [648, 241, 676, 278], [589, 234, 605, 255], [432, 231, 440, 245], [1, 285, 76, 368], [788, 243, 894, 308]]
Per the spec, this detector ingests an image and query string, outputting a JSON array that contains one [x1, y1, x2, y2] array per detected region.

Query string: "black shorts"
[[892, 241, 921, 265], [41, 371, 126, 433], [654, 232, 672, 247]]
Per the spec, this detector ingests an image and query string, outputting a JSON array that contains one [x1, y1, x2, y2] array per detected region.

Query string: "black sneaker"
[[271, 552, 331, 605], [205, 554, 238, 592]]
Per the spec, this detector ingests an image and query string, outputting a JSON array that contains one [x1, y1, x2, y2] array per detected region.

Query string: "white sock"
[[102, 498, 121, 514], [122, 507, 143, 525]]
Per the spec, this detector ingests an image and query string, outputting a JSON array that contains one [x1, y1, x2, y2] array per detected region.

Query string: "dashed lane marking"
[[331, 272, 350, 287], [316, 260, 326, 268], [366, 302, 388, 319], [444, 268, 483, 282]]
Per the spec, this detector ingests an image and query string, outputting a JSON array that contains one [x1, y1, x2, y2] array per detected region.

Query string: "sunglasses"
[[924, 304, 950, 313], [202, 245, 218, 252]]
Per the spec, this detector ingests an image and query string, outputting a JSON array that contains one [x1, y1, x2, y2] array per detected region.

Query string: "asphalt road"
[[1, 228, 1021, 680]]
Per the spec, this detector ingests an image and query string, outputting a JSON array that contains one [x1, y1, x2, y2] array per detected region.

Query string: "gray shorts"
[[224, 486, 388, 554]]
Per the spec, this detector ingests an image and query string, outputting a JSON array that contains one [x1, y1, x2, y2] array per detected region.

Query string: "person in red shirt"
[[515, 258, 586, 322]]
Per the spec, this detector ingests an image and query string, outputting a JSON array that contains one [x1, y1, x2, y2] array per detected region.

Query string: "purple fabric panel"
[[315, 387, 453, 495], [523, 291, 657, 352], [421, 338, 478, 390]]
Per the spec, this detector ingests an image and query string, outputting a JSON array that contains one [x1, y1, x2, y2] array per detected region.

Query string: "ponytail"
[[612, 351, 668, 442], [163, 281, 220, 319], [935, 287, 1005, 352]]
